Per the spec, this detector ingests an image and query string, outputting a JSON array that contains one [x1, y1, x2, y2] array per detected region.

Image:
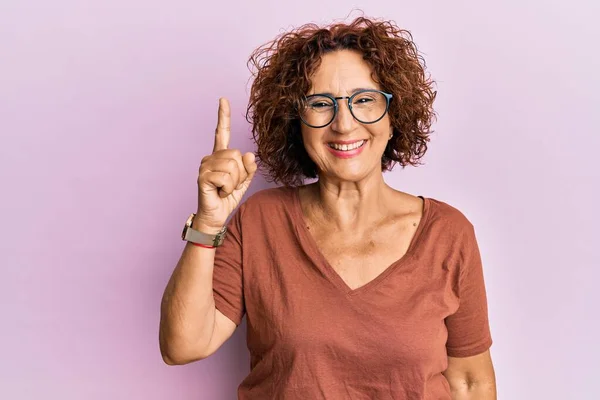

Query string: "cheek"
[[300, 127, 323, 152], [367, 121, 392, 141]]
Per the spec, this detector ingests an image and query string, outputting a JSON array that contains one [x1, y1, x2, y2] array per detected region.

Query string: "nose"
[[330, 98, 356, 133]]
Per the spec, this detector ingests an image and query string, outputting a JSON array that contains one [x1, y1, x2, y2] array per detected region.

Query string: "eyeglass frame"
[[299, 89, 393, 129]]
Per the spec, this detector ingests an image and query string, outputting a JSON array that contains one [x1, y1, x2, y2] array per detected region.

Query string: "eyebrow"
[[308, 87, 379, 96]]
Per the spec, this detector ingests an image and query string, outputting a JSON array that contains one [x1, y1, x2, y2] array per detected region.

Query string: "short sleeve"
[[212, 203, 246, 326], [445, 223, 493, 357]]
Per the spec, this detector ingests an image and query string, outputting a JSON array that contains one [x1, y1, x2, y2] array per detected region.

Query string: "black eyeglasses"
[[299, 89, 393, 128]]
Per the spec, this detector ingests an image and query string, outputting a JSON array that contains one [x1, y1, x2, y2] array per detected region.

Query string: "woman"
[[160, 17, 496, 399]]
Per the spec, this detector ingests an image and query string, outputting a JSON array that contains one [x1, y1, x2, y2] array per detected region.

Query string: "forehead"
[[309, 49, 379, 93]]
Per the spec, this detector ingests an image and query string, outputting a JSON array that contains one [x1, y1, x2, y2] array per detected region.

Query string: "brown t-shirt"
[[212, 186, 492, 399]]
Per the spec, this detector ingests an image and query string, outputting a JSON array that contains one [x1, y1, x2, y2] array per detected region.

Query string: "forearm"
[[450, 380, 497, 400], [159, 242, 218, 364]]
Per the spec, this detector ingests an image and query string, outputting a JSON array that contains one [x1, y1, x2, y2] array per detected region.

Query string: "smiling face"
[[300, 49, 393, 183]]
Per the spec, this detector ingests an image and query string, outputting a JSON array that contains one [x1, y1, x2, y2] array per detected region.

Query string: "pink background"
[[1, 1, 599, 399]]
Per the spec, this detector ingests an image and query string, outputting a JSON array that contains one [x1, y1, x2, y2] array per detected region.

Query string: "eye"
[[310, 101, 333, 109], [353, 96, 375, 105], [306, 96, 335, 111]]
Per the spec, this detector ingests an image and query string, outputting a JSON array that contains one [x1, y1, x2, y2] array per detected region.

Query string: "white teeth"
[[328, 140, 365, 151]]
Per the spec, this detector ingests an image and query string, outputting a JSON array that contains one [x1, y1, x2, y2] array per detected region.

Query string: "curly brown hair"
[[246, 16, 437, 187]]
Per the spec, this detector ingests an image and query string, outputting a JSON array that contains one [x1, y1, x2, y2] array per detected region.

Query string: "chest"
[[242, 206, 460, 364], [307, 216, 421, 290], [244, 241, 457, 368]]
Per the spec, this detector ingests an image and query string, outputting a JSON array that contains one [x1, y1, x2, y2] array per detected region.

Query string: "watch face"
[[181, 225, 187, 240], [182, 213, 195, 240]]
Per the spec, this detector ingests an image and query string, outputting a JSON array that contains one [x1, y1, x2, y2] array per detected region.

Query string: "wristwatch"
[[181, 213, 227, 247]]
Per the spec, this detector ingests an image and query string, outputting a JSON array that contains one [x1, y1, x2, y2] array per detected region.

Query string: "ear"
[[389, 126, 394, 140]]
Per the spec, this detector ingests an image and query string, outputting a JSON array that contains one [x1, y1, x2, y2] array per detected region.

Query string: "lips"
[[325, 139, 367, 159]]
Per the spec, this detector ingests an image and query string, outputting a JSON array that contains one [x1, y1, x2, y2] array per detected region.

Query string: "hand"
[[194, 98, 257, 234]]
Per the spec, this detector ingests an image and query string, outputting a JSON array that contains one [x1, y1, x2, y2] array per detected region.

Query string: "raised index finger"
[[213, 97, 231, 153]]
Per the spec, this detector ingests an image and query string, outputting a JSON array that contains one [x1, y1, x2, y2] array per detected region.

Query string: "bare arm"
[[159, 240, 237, 365], [159, 97, 256, 365], [443, 350, 497, 399]]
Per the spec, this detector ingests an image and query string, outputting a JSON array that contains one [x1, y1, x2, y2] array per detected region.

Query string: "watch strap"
[[182, 213, 227, 247]]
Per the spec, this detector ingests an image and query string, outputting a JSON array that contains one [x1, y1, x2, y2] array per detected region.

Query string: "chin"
[[322, 166, 374, 182]]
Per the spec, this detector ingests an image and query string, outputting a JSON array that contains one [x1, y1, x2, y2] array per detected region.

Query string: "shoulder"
[[236, 186, 296, 219], [424, 198, 482, 269], [425, 197, 475, 236], [244, 186, 294, 207]]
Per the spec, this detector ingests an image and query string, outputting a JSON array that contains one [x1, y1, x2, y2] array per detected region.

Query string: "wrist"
[[191, 217, 225, 236], [188, 241, 217, 250]]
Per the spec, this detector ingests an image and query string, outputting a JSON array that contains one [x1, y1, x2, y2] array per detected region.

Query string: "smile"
[[327, 140, 366, 151], [325, 139, 367, 159]]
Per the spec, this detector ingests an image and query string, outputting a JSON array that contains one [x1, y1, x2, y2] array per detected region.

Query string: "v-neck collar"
[[289, 185, 431, 297]]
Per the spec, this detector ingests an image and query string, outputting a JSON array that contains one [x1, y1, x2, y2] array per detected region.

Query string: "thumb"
[[242, 152, 258, 181]]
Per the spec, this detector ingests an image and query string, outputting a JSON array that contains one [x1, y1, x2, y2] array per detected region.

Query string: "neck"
[[306, 173, 392, 232]]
